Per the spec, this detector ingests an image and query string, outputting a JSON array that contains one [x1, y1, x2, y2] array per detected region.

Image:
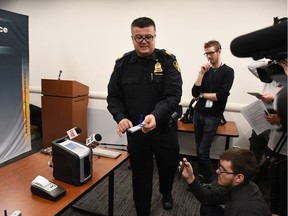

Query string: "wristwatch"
[[199, 93, 204, 99]]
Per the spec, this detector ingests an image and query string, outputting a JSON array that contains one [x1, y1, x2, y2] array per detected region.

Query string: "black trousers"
[[266, 148, 287, 215], [249, 129, 270, 163], [127, 127, 179, 216]]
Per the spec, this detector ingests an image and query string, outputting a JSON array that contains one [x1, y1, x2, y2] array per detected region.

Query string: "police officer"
[[107, 17, 182, 216]]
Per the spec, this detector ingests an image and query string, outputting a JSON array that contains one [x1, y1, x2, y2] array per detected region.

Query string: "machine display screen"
[[66, 142, 84, 151], [61, 140, 90, 157]]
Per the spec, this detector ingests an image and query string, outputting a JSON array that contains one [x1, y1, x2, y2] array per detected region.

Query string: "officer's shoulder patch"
[[173, 61, 181, 73]]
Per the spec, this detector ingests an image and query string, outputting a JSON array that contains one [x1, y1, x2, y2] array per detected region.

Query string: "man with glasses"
[[107, 17, 182, 216], [192, 40, 234, 188], [179, 148, 271, 216]]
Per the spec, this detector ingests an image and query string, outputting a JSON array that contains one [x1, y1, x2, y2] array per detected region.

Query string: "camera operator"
[[264, 60, 287, 216], [247, 59, 282, 164], [230, 16, 287, 216]]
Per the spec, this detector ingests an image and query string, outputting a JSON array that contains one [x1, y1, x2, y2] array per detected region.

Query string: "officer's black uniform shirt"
[[107, 49, 182, 127]]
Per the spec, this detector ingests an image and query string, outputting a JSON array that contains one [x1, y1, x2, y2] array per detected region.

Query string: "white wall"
[[2, 0, 287, 157]]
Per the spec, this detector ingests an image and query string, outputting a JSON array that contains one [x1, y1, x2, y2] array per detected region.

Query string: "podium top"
[[42, 79, 89, 97]]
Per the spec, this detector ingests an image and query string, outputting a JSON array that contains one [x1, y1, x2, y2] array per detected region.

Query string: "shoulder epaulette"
[[115, 51, 132, 62], [156, 49, 180, 72], [157, 49, 176, 59]]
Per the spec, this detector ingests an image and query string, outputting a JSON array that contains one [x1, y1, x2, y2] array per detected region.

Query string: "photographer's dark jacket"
[[189, 179, 271, 216], [107, 49, 182, 128]]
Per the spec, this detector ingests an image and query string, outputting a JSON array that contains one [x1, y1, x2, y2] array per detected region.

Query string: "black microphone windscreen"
[[75, 127, 81, 134], [230, 22, 287, 60], [95, 134, 102, 142]]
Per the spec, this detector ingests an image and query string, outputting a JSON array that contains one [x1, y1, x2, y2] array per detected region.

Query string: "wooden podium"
[[41, 79, 89, 148]]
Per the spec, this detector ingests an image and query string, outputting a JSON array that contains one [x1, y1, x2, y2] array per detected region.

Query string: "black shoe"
[[162, 194, 173, 210]]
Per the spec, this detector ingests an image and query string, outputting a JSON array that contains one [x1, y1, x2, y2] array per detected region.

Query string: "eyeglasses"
[[204, 50, 218, 56], [132, 34, 154, 43], [217, 163, 238, 175]]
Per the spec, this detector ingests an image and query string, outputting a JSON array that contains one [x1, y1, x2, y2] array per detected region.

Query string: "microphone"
[[40, 127, 81, 155], [230, 21, 287, 60], [58, 70, 62, 80], [86, 133, 127, 149], [95, 134, 102, 142], [66, 127, 81, 140], [86, 133, 102, 148]]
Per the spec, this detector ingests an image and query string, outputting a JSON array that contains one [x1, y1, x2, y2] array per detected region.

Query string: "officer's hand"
[[117, 118, 133, 137], [142, 114, 156, 133]]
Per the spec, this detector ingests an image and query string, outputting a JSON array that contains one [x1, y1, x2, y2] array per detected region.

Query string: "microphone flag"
[[86, 133, 96, 145], [66, 127, 80, 140]]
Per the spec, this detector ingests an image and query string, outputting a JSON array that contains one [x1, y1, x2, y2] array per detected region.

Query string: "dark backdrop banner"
[[0, 9, 30, 164]]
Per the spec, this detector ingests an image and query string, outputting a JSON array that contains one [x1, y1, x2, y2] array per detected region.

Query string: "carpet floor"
[[59, 159, 201, 216]]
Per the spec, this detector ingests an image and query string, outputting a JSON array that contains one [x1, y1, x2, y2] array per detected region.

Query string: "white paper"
[[241, 100, 272, 135]]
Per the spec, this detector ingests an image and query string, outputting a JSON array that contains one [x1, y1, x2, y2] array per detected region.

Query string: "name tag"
[[205, 100, 213, 108]]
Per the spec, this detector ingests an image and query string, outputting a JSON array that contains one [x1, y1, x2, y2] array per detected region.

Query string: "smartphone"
[[247, 92, 263, 97], [178, 161, 185, 179], [267, 108, 277, 114]]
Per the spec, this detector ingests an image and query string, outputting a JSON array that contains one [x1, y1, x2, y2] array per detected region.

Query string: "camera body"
[[256, 61, 285, 83]]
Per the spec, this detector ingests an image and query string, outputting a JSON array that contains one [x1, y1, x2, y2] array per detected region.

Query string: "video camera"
[[256, 60, 285, 83], [230, 17, 287, 61], [230, 17, 287, 131]]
